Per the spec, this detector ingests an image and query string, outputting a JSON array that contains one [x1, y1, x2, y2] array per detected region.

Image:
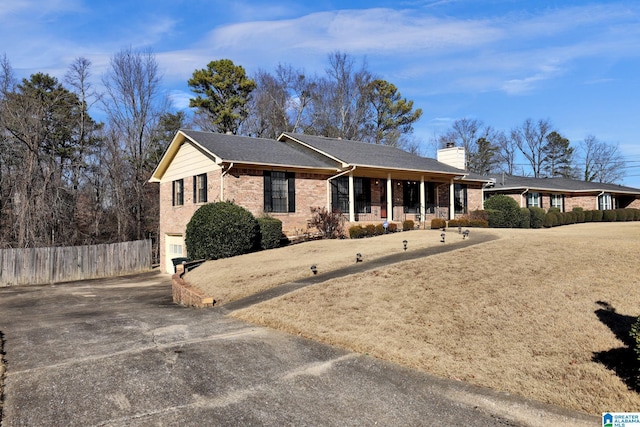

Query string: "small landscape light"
[[402, 240, 408, 251], [356, 253, 363, 263], [462, 229, 470, 239], [310, 264, 317, 275], [458, 226, 462, 234], [440, 233, 446, 243]]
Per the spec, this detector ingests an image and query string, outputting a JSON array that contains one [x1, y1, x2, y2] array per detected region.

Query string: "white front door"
[[165, 234, 185, 274]]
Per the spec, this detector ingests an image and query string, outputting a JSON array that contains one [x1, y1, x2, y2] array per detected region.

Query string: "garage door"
[[165, 234, 185, 274]]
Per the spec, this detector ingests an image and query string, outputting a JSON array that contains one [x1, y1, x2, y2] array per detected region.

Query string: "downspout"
[[220, 162, 234, 201], [520, 188, 529, 208], [327, 166, 356, 215]]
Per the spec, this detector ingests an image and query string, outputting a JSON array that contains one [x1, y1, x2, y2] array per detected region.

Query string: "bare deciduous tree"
[[580, 135, 626, 184], [510, 118, 554, 178], [102, 47, 168, 241]]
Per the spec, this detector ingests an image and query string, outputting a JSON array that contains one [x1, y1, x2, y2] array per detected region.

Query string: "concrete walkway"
[[0, 271, 599, 426]]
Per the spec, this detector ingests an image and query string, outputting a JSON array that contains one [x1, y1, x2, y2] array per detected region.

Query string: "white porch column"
[[387, 173, 393, 221], [449, 179, 455, 220], [348, 173, 355, 222], [419, 176, 425, 224]]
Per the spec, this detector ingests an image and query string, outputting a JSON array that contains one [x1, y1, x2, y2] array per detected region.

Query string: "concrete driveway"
[[0, 272, 597, 426]]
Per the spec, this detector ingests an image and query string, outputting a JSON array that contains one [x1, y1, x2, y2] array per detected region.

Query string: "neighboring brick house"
[[150, 130, 476, 273], [481, 174, 640, 211]]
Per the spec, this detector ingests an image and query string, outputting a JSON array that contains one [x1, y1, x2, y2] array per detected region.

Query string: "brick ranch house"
[[481, 174, 640, 212], [150, 130, 484, 273], [150, 130, 640, 273]]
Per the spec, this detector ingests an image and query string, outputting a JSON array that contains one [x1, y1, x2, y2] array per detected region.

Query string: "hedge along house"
[[150, 130, 482, 273], [481, 174, 640, 212]]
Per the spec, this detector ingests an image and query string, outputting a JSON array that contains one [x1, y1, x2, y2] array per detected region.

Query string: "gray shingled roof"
[[281, 133, 466, 175], [181, 130, 339, 169], [484, 173, 640, 194]]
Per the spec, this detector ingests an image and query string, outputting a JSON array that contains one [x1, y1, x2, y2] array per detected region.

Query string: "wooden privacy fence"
[[0, 240, 152, 287]]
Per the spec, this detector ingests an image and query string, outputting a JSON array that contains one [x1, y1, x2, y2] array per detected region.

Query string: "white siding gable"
[[161, 142, 219, 183]]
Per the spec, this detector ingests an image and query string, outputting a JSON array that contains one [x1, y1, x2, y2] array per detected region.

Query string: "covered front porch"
[[327, 168, 467, 226]]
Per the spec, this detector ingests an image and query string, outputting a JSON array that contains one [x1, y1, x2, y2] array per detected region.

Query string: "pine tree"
[[542, 131, 576, 178]]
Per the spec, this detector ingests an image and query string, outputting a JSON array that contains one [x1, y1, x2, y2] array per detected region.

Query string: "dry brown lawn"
[[187, 223, 640, 415]]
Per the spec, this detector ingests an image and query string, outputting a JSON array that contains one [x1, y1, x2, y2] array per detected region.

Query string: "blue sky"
[[2, 0, 640, 185]]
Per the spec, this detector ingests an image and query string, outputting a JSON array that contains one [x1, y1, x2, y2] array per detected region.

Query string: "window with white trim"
[[550, 194, 563, 211], [264, 171, 295, 213], [527, 192, 540, 208], [598, 193, 612, 210], [172, 179, 184, 206], [193, 173, 207, 204]]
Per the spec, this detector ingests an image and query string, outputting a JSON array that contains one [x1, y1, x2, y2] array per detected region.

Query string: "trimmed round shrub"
[[387, 223, 398, 232], [402, 219, 415, 231], [484, 195, 521, 228], [349, 225, 365, 239], [603, 210, 617, 222], [470, 219, 489, 227], [592, 210, 604, 221], [572, 208, 585, 223], [257, 217, 282, 250], [485, 209, 504, 228], [529, 207, 545, 229], [365, 224, 377, 236], [615, 208, 629, 221], [519, 208, 531, 229], [431, 218, 446, 229], [185, 201, 260, 260], [543, 212, 556, 227], [375, 224, 385, 235], [583, 210, 593, 222]]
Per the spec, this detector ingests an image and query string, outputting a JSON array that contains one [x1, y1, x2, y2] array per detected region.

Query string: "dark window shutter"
[[202, 174, 208, 202], [172, 181, 176, 206], [287, 172, 296, 213], [263, 171, 272, 212], [193, 176, 197, 203]]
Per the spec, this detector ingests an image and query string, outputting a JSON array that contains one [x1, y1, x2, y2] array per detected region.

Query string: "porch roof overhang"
[[343, 164, 466, 181]]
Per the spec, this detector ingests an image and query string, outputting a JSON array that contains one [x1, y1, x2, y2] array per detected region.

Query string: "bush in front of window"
[[591, 210, 604, 222], [349, 225, 365, 239], [484, 195, 521, 228], [430, 218, 446, 229], [603, 210, 617, 222], [402, 220, 414, 231], [185, 201, 260, 260], [309, 207, 346, 239], [519, 208, 531, 229], [257, 216, 282, 250], [583, 210, 593, 222], [571, 207, 585, 223], [528, 207, 545, 229]]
